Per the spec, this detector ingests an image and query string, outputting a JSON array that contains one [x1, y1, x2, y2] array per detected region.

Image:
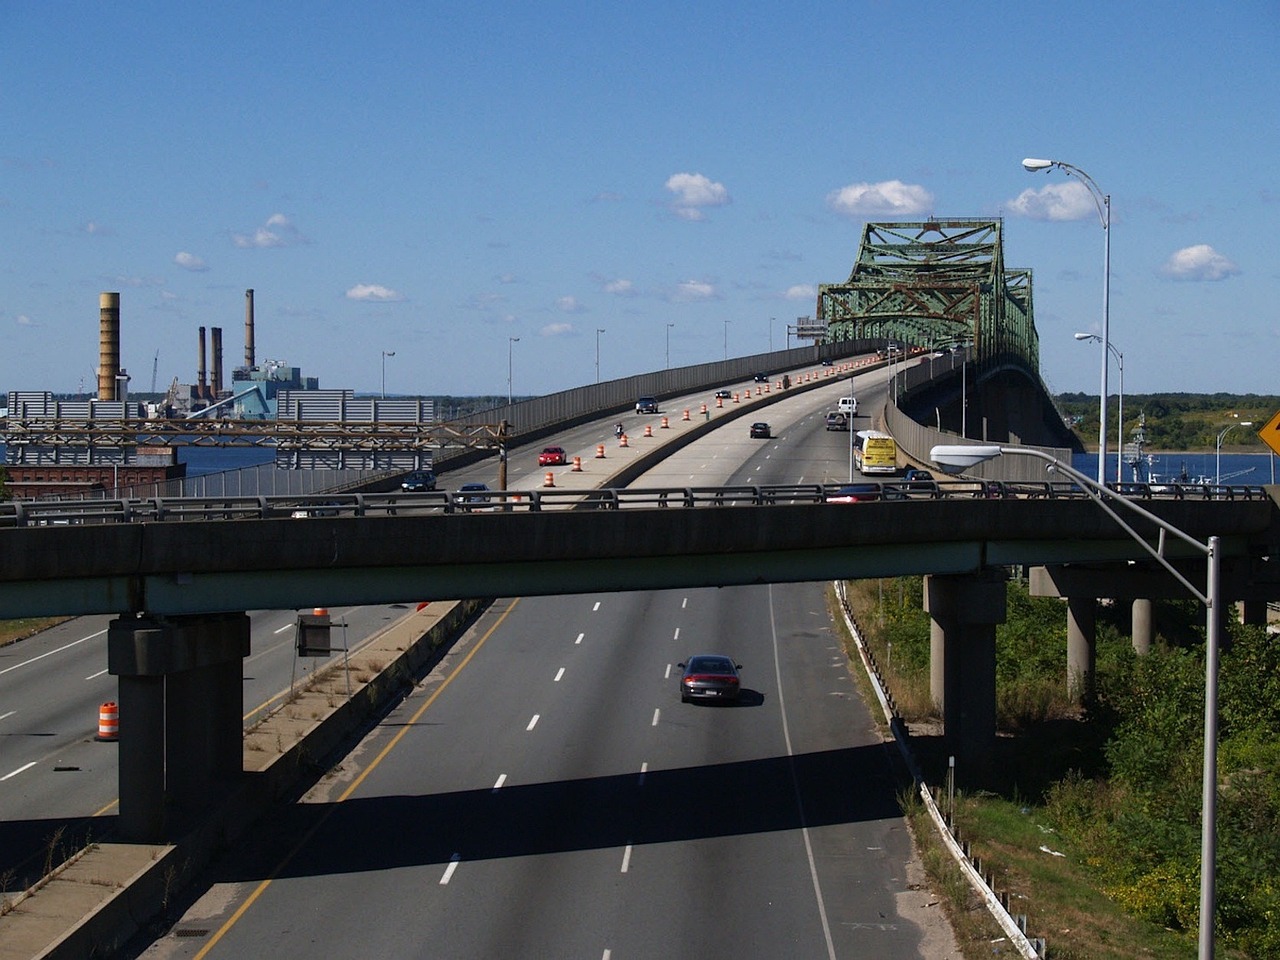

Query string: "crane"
[[150, 350, 160, 394]]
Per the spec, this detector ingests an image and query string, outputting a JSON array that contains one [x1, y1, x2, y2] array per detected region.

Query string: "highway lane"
[[128, 357, 958, 959]]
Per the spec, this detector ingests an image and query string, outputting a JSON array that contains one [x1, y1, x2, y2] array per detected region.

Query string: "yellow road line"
[[193, 599, 519, 959]]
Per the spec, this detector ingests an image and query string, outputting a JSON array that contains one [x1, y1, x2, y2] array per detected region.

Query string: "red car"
[[538, 446, 567, 466]]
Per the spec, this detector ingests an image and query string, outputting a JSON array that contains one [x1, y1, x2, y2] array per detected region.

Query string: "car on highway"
[[400, 469, 437, 492], [635, 396, 659, 414], [714, 389, 732, 400], [678, 655, 742, 703], [753, 372, 770, 383], [538, 446, 567, 466], [749, 421, 771, 439], [290, 501, 342, 518], [455, 482, 492, 507], [821, 359, 834, 366], [825, 411, 849, 431], [826, 483, 890, 503], [837, 396, 858, 415]]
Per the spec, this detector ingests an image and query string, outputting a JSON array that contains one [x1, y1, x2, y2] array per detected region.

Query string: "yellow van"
[[854, 431, 898, 475]]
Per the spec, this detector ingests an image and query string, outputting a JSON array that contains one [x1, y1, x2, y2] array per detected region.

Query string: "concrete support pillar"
[[1240, 600, 1267, 628], [109, 612, 250, 842], [1131, 598, 1153, 655], [116, 674, 165, 843], [924, 571, 1007, 785], [1066, 595, 1096, 703]]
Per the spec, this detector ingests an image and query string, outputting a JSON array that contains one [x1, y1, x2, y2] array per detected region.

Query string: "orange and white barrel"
[[96, 702, 119, 741]]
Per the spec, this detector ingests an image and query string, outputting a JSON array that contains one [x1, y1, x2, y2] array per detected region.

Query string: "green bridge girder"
[[816, 219, 1039, 377]]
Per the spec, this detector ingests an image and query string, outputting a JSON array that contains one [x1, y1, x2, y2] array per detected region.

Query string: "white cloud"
[[346, 283, 405, 302], [1159, 244, 1240, 281], [233, 212, 305, 248], [665, 172, 730, 221], [1006, 180, 1096, 221], [603, 278, 635, 296], [784, 284, 815, 300], [826, 180, 933, 217], [556, 295, 586, 313], [16, 314, 34, 326], [540, 322, 574, 337], [670, 279, 718, 303], [174, 251, 208, 272]]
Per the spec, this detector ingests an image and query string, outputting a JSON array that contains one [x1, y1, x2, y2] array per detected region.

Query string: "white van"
[[837, 396, 858, 415]]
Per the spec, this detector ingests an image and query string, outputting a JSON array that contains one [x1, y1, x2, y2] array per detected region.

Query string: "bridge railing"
[[2, 480, 1270, 528]]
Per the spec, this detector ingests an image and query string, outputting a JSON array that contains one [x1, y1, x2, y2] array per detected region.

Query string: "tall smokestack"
[[211, 326, 223, 397], [244, 288, 255, 369], [98, 292, 121, 401], [197, 326, 208, 400]]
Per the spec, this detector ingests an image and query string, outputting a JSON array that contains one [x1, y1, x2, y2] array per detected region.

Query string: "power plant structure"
[[1, 290, 437, 499]]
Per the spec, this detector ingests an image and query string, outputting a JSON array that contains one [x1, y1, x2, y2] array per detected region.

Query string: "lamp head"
[[1073, 332, 1095, 341], [1022, 157, 1054, 172], [930, 444, 1004, 474]]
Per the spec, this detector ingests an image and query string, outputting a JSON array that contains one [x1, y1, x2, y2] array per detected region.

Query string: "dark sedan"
[[679, 655, 742, 703], [749, 421, 771, 439]]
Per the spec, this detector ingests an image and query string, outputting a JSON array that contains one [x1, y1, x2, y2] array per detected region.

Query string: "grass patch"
[[0, 617, 71, 647]]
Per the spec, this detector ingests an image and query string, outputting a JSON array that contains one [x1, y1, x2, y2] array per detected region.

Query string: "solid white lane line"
[[768, 585, 837, 960], [439, 854, 461, 884], [273, 624, 292, 634], [492, 774, 507, 792], [0, 629, 106, 677], [2, 761, 37, 781], [602, 951, 612, 960], [526, 714, 539, 731], [620, 844, 633, 873], [0, 711, 14, 722], [575, 632, 585, 645], [651, 708, 660, 727], [84, 668, 108, 680], [554, 667, 565, 682], [638, 762, 648, 786]]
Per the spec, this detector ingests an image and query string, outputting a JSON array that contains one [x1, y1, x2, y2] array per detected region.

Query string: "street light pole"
[[930, 442, 1222, 960], [723, 319, 730, 360], [595, 328, 605, 383], [1075, 332, 1124, 483], [507, 337, 519, 408], [666, 322, 674, 369], [1215, 421, 1254, 485], [1024, 158, 1111, 485], [380, 350, 395, 399]]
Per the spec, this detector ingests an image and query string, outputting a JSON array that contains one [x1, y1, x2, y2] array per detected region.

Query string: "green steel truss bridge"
[[817, 219, 1038, 376]]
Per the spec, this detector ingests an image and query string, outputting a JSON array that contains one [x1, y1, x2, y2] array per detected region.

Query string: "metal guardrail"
[[0, 480, 1270, 528]]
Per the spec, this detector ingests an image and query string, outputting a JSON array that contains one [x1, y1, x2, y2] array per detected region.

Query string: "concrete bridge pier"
[[1240, 600, 1268, 628], [924, 571, 1006, 784], [1131, 598, 1153, 655], [107, 612, 250, 842], [1066, 595, 1096, 701]]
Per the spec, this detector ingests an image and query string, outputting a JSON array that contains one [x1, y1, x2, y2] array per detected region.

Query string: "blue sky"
[[2, 2, 1276, 400]]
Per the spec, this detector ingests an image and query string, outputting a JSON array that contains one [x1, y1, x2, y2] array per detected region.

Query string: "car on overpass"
[[678, 655, 742, 703], [400, 469, 437, 492], [538, 446, 567, 466], [714, 389, 732, 400], [635, 396, 659, 414]]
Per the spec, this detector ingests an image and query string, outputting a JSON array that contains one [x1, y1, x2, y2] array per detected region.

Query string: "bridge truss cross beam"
[[816, 219, 1038, 378]]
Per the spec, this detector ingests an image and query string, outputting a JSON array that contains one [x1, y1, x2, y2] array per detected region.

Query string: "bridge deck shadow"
[[189, 742, 904, 884]]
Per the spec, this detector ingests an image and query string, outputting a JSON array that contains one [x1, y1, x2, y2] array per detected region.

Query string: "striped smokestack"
[[98, 292, 121, 401], [245, 288, 255, 369]]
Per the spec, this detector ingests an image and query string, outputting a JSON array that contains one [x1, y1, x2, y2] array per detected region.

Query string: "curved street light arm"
[[1043, 160, 1111, 229]]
